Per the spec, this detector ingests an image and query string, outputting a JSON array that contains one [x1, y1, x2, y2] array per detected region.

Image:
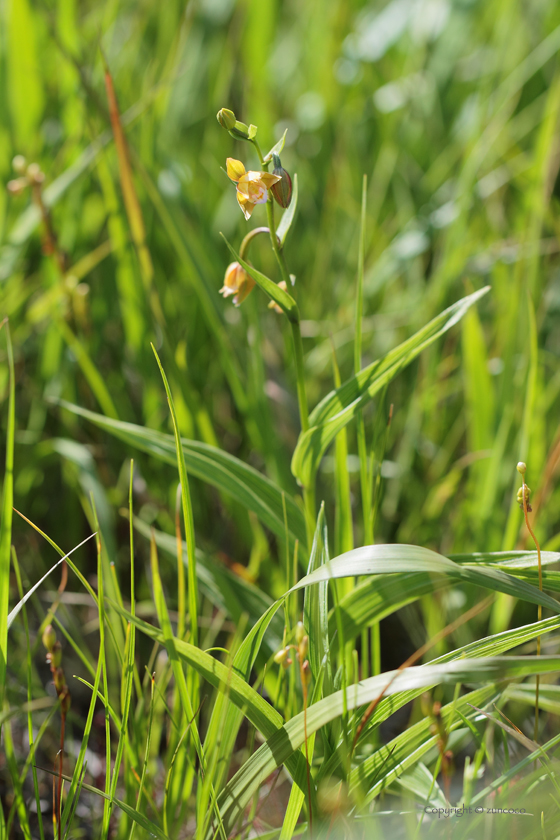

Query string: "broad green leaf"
[[449, 550, 560, 568], [58, 401, 307, 549], [291, 287, 490, 486], [220, 234, 299, 322], [288, 544, 560, 615], [276, 173, 298, 245], [216, 656, 560, 832], [328, 549, 560, 646]]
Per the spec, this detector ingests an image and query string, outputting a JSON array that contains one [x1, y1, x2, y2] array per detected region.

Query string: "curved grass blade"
[[292, 286, 490, 486], [288, 543, 560, 615], [7, 533, 97, 630], [58, 400, 307, 548], [348, 684, 499, 802], [216, 656, 560, 832]]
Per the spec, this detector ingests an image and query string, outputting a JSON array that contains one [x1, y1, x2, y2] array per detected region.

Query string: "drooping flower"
[[226, 158, 281, 220], [220, 261, 255, 306]]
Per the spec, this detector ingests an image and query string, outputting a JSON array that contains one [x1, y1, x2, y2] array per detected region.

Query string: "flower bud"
[[7, 178, 27, 197], [295, 621, 306, 645], [217, 108, 236, 130], [516, 461, 527, 476], [226, 158, 246, 182], [230, 120, 251, 140], [274, 648, 289, 666], [517, 485, 532, 511], [270, 154, 292, 208], [301, 660, 312, 687], [299, 634, 309, 658], [42, 624, 57, 652], [50, 641, 62, 668], [26, 163, 44, 185], [12, 155, 27, 175], [53, 667, 66, 694]]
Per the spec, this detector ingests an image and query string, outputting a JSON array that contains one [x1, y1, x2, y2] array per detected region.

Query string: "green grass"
[[2, 0, 560, 837]]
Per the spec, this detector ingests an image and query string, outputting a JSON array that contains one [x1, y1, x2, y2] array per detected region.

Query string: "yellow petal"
[[260, 172, 282, 189], [236, 191, 253, 219], [226, 158, 246, 182]]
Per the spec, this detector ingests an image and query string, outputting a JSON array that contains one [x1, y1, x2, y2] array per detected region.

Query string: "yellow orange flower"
[[226, 158, 281, 220], [220, 261, 255, 306]]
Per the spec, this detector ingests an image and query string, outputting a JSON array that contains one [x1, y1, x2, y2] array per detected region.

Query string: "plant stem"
[[522, 483, 542, 742], [252, 137, 313, 529]]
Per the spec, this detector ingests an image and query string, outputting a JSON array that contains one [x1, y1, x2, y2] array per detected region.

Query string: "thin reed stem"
[[521, 481, 543, 741]]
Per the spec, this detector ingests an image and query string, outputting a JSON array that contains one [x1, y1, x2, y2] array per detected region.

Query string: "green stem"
[[253, 137, 314, 531]]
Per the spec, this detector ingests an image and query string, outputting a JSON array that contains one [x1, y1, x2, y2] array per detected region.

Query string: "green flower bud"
[[26, 163, 44, 185], [217, 108, 236, 130], [301, 660, 312, 687], [295, 621, 305, 645], [299, 634, 309, 658], [12, 155, 27, 175], [516, 461, 527, 476], [274, 648, 289, 665], [270, 153, 292, 208], [50, 641, 62, 668], [42, 624, 57, 652], [517, 485, 532, 511], [229, 120, 251, 140]]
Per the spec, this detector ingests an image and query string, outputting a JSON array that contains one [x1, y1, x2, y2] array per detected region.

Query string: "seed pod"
[[301, 660, 312, 687], [270, 153, 292, 208]]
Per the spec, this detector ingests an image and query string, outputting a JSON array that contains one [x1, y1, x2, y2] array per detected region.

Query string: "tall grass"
[[1, 0, 560, 837]]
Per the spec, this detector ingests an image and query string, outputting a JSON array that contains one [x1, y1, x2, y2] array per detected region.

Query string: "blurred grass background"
[[1, 0, 560, 600]]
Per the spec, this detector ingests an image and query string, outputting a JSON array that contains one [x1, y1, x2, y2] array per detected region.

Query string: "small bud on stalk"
[[517, 484, 532, 512], [42, 624, 57, 652], [12, 155, 27, 175], [295, 621, 306, 645], [270, 153, 292, 208], [217, 108, 236, 130]]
